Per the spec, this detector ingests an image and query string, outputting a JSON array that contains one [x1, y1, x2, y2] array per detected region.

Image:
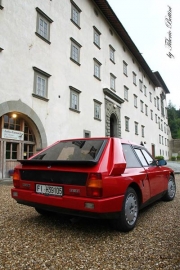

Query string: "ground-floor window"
[[6, 142, 18, 159]]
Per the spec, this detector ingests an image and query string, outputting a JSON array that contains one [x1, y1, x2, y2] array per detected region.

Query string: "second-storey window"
[[94, 99, 102, 120], [125, 117, 130, 131], [135, 122, 138, 135], [36, 8, 53, 44], [33, 67, 51, 100]]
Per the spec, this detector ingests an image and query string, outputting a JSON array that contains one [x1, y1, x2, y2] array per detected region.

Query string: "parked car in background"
[[11, 137, 176, 232]]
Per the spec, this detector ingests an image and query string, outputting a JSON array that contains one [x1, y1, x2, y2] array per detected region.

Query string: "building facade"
[[0, 0, 170, 178]]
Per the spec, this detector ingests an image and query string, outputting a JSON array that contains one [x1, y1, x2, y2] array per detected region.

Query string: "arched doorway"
[[0, 100, 47, 178], [110, 113, 118, 137]]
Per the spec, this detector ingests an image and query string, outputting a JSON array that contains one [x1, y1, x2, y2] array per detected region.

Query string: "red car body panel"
[[11, 137, 174, 219]]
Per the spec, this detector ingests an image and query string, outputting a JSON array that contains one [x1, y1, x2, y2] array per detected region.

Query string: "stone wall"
[[169, 139, 180, 157]]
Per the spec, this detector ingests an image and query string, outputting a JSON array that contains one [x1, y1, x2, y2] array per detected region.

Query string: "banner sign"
[[2, 129, 24, 141]]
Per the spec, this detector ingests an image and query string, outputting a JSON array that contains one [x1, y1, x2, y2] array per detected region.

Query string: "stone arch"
[[0, 100, 47, 149], [105, 100, 121, 137]]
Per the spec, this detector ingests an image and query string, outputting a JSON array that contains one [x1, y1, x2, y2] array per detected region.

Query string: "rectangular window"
[[125, 117, 130, 131], [110, 73, 116, 91], [157, 97, 160, 110], [70, 38, 82, 65], [149, 92, 152, 102], [123, 61, 128, 76], [93, 58, 101, 80], [154, 97, 156, 107], [6, 142, 18, 160], [135, 122, 138, 135], [133, 72, 137, 85], [140, 100, 144, 112], [144, 85, 147, 96], [93, 26, 101, 48], [155, 114, 157, 123], [36, 8, 53, 44], [109, 45, 115, 63], [33, 67, 51, 100], [161, 120, 163, 131], [158, 117, 160, 129], [124, 86, 128, 101], [145, 104, 148, 116], [71, 0, 81, 27], [139, 80, 143, 92], [141, 125, 145, 137], [159, 135, 161, 144], [94, 99, 102, 120], [69, 86, 81, 111], [84, 130, 91, 138], [151, 110, 153, 120], [134, 95, 138, 108]]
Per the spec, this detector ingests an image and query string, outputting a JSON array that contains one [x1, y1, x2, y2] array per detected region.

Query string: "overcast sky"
[[108, 0, 180, 109]]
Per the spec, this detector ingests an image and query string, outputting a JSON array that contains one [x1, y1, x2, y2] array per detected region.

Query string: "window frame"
[[94, 99, 102, 121], [70, 38, 82, 65], [134, 94, 138, 108], [135, 122, 138, 135], [69, 86, 81, 112], [123, 61, 128, 76], [133, 72, 137, 85], [93, 58, 101, 80], [32, 67, 51, 101], [141, 125, 145, 137], [140, 100, 144, 112], [125, 117, 130, 132], [35, 7, 53, 44], [139, 80, 143, 92], [124, 86, 129, 101], [110, 73, 116, 91], [93, 26, 101, 49], [70, 0, 81, 28], [109, 45, 115, 63]]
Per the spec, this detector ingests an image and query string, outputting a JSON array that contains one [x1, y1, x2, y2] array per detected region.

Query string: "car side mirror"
[[157, 159, 167, 166]]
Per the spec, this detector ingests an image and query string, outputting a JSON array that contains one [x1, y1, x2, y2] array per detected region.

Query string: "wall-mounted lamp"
[[12, 113, 17, 118]]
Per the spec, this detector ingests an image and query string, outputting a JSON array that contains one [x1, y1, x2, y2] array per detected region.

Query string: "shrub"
[[155, 156, 164, 160], [177, 156, 180, 161], [171, 156, 176, 161]]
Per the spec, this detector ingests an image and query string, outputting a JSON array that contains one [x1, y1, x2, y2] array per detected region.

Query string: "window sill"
[[35, 32, 51, 44], [32, 93, 49, 102], [70, 19, 81, 29], [110, 59, 115, 64], [69, 108, 80, 113], [94, 117, 101, 121], [70, 57, 81, 66], [94, 75, 101, 81], [93, 42, 101, 50]]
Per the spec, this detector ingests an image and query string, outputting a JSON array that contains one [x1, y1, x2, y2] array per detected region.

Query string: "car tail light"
[[86, 173, 102, 198], [13, 169, 21, 188]]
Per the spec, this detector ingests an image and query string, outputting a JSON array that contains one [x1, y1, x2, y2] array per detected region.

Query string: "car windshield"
[[32, 139, 107, 161]]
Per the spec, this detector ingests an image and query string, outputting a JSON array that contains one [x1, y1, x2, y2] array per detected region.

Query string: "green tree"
[[167, 101, 180, 139]]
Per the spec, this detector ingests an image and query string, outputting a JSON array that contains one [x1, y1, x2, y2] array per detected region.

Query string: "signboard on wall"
[[2, 129, 24, 141]]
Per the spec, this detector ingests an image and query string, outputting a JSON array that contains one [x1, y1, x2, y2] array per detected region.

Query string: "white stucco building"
[[0, 0, 170, 178]]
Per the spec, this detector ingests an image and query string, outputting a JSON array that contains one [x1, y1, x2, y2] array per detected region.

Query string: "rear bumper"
[[11, 188, 124, 219]]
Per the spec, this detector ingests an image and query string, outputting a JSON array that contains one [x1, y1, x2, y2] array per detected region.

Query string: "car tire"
[[112, 187, 139, 232], [35, 207, 52, 216], [163, 175, 176, 201]]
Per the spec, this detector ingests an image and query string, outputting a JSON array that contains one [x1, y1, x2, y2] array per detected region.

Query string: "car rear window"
[[32, 139, 107, 162]]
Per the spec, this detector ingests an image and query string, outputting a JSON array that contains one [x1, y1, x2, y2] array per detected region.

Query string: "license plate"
[[36, 184, 63, 196]]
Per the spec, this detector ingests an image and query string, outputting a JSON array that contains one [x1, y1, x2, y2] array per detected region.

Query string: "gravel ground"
[[0, 177, 180, 270]]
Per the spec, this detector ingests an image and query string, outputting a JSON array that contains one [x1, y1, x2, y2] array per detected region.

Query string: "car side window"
[[134, 148, 148, 166], [141, 149, 155, 166], [134, 148, 156, 167], [122, 144, 142, 168]]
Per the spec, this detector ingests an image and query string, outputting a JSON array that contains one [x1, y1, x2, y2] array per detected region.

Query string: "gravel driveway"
[[0, 176, 180, 270]]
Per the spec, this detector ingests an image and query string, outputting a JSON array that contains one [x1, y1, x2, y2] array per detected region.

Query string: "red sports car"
[[11, 137, 176, 232]]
